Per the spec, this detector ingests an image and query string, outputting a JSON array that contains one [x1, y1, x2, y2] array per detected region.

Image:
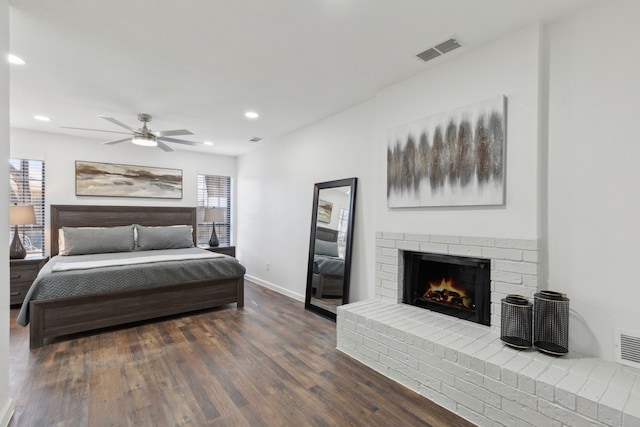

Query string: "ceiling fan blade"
[[152, 129, 194, 137], [158, 136, 202, 146], [99, 115, 137, 132], [156, 140, 174, 152], [102, 137, 131, 145], [60, 126, 130, 135]]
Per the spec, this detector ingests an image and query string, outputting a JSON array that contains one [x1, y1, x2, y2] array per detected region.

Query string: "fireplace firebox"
[[403, 251, 491, 326]]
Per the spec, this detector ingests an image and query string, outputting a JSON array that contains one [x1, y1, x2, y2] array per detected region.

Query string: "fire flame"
[[423, 277, 472, 309]]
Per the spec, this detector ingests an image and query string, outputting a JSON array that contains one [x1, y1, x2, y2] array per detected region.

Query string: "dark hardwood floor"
[[9, 281, 474, 427]]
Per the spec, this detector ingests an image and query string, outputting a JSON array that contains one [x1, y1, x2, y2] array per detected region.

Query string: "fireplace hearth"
[[403, 251, 491, 326]]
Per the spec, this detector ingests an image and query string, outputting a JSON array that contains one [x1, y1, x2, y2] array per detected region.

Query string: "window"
[[197, 174, 232, 246], [9, 158, 45, 256]]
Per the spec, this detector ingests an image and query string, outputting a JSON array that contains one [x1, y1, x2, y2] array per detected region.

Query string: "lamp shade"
[[204, 207, 225, 222], [10, 204, 36, 225]]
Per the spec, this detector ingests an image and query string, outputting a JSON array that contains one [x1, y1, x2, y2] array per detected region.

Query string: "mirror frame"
[[304, 177, 357, 320]]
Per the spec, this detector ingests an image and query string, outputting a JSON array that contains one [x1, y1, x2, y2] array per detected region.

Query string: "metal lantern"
[[533, 290, 570, 356], [500, 295, 533, 349]]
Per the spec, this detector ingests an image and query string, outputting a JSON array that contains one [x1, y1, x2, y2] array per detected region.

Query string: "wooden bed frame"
[[29, 204, 244, 349]]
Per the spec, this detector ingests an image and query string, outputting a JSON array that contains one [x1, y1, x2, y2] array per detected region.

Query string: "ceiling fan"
[[61, 113, 200, 152]]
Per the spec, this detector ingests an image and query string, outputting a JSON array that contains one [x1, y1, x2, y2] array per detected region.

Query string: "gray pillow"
[[136, 225, 194, 251], [315, 239, 339, 257], [60, 225, 135, 256]]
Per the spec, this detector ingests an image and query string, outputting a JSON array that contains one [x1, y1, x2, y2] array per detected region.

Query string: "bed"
[[20, 204, 245, 349]]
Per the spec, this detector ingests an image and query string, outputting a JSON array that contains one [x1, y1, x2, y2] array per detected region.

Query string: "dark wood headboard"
[[50, 205, 197, 256]]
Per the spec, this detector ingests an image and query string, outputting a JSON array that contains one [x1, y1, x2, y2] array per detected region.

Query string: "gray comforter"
[[17, 247, 246, 326]]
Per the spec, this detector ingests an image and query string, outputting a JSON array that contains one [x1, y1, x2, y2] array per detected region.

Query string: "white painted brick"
[[494, 259, 538, 275], [460, 235, 495, 247], [356, 342, 381, 361], [375, 270, 398, 281], [470, 344, 503, 374], [577, 378, 608, 420], [556, 372, 588, 410], [622, 387, 640, 427], [455, 404, 493, 427], [448, 244, 483, 257], [362, 355, 388, 376], [419, 384, 457, 412], [382, 232, 404, 240], [455, 377, 501, 408], [502, 398, 557, 427], [380, 247, 400, 257], [418, 361, 455, 387], [598, 385, 626, 427], [430, 234, 460, 244], [522, 274, 538, 288], [442, 359, 485, 386], [376, 238, 397, 248], [536, 364, 570, 402], [495, 238, 538, 250], [485, 404, 538, 427], [407, 366, 442, 392], [538, 399, 606, 427], [419, 242, 448, 253], [375, 254, 398, 265], [442, 383, 484, 413], [388, 367, 419, 392], [486, 348, 519, 380], [375, 231, 383, 238], [491, 270, 523, 284], [483, 246, 523, 261], [380, 264, 398, 274], [493, 281, 530, 295], [518, 359, 550, 395], [405, 233, 430, 242], [523, 250, 538, 263], [484, 376, 538, 410], [396, 240, 421, 251], [502, 354, 533, 388]]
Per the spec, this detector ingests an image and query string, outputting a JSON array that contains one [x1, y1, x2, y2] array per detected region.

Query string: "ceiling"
[[9, 0, 595, 156]]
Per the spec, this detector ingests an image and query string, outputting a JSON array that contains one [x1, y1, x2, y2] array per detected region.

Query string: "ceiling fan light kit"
[[132, 134, 157, 147]]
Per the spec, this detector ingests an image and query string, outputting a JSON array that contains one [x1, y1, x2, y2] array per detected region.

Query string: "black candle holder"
[[500, 294, 533, 349], [533, 290, 569, 356]]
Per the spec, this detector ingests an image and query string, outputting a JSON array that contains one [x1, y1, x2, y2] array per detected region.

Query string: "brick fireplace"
[[337, 232, 640, 426], [374, 232, 539, 330]]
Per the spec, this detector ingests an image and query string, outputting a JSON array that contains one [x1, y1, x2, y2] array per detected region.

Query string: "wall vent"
[[614, 328, 640, 369], [416, 38, 461, 63]]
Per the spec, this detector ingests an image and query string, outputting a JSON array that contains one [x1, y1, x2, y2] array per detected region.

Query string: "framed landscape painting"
[[387, 95, 507, 207], [75, 161, 183, 199]]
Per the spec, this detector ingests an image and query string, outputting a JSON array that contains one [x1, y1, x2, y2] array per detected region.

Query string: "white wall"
[[10, 128, 237, 255], [1, 0, 11, 424], [375, 24, 542, 240], [546, 0, 640, 360], [236, 100, 376, 302]]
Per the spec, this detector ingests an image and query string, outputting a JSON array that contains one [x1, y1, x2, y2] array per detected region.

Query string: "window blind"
[[9, 158, 46, 256], [197, 174, 232, 246]]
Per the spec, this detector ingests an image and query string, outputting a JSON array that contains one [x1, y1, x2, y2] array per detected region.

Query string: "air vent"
[[615, 328, 640, 369], [416, 38, 461, 63], [249, 137, 262, 143]]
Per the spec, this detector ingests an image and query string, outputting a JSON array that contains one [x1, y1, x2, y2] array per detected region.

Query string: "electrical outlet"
[[266, 262, 271, 271]]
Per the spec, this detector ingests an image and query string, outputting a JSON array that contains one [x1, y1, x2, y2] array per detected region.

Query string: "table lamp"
[[204, 207, 225, 247], [10, 204, 36, 259]]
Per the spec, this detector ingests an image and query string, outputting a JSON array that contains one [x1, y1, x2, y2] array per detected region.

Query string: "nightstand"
[[10, 256, 48, 306], [202, 246, 236, 257]]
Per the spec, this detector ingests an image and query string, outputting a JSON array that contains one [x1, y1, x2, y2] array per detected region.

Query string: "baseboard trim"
[[0, 398, 14, 427], [245, 275, 305, 303]]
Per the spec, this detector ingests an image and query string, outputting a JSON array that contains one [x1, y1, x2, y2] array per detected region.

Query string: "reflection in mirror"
[[305, 178, 357, 320]]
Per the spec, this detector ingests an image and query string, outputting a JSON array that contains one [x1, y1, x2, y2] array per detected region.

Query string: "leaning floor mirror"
[[305, 177, 357, 320]]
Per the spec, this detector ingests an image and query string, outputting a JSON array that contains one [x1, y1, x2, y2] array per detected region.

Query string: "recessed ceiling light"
[[245, 111, 259, 119], [8, 54, 25, 65], [203, 141, 213, 146], [33, 115, 51, 122]]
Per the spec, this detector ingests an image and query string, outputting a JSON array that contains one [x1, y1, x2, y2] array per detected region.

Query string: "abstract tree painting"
[[387, 96, 506, 207]]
